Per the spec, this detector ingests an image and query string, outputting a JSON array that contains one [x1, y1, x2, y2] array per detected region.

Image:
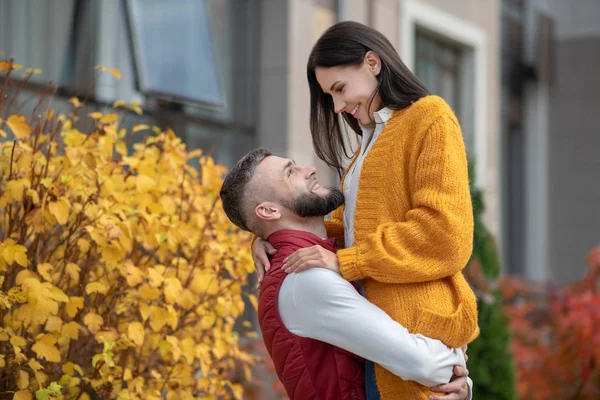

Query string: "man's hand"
[[429, 366, 470, 400], [282, 245, 340, 274], [252, 238, 277, 285]]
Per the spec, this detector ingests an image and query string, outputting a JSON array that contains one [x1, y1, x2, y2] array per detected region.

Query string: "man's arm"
[[278, 268, 466, 388]]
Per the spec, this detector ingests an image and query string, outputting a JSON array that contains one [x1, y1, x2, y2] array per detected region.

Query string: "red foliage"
[[501, 247, 600, 400]]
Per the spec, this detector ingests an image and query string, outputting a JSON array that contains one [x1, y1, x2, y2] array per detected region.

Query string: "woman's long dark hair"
[[307, 21, 429, 174]]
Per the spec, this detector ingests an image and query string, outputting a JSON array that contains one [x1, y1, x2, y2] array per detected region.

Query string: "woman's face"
[[315, 51, 382, 126]]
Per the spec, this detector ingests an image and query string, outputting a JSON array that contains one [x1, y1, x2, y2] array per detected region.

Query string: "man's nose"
[[299, 164, 316, 177]]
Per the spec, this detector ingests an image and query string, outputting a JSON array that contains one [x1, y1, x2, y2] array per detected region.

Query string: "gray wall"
[[548, 35, 600, 284]]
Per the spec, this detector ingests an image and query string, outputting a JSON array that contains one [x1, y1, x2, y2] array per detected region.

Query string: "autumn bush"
[[0, 60, 257, 399], [501, 247, 600, 400]]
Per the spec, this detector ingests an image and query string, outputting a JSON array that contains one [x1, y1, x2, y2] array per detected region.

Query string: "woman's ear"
[[255, 203, 281, 221], [364, 50, 382, 76]]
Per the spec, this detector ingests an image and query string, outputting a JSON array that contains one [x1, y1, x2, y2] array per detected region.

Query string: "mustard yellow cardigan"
[[325, 96, 479, 399]]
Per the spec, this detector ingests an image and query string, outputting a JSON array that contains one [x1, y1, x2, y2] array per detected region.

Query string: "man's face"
[[254, 156, 344, 217]]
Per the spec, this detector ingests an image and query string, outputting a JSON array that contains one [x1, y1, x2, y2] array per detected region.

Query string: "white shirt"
[[343, 107, 394, 248], [278, 268, 466, 387]]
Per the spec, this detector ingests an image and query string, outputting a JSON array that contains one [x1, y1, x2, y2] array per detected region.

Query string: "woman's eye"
[[336, 86, 345, 93], [288, 169, 293, 177]]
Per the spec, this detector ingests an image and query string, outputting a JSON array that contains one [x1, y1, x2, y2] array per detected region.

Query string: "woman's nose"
[[333, 98, 345, 114]]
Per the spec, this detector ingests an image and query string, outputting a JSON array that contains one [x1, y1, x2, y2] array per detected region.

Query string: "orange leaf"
[[0, 60, 13, 71]]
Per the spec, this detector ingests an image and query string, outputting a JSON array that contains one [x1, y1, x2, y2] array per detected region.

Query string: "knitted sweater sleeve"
[[324, 206, 345, 249], [336, 114, 474, 283]]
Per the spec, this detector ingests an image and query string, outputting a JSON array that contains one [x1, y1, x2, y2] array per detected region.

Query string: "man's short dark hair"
[[220, 148, 272, 232]]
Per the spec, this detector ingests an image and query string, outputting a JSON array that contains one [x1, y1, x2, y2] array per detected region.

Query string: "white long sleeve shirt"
[[278, 267, 468, 388]]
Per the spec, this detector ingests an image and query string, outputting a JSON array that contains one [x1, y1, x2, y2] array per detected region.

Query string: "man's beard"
[[280, 187, 345, 218]]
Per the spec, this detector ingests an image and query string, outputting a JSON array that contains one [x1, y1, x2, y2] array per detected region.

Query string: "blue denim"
[[365, 360, 381, 400]]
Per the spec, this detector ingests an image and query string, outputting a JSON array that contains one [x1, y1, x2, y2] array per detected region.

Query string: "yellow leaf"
[[132, 124, 149, 133], [49, 286, 69, 303], [115, 141, 128, 156], [127, 322, 145, 347], [5, 179, 30, 202], [68, 97, 81, 108], [123, 262, 143, 287], [16, 369, 29, 389], [132, 106, 143, 115], [65, 263, 80, 281], [94, 64, 103, 70], [13, 389, 32, 400], [66, 297, 84, 318], [32, 334, 61, 362], [62, 362, 84, 377], [28, 359, 42, 371], [26, 189, 39, 205], [0, 60, 13, 71], [61, 321, 82, 340], [10, 336, 26, 348], [164, 277, 182, 305], [77, 238, 90, 254], [139, 303, 151, 321], [88, 112, 103, 120], [135, 175, 155, 192], [44, 316, 63, 333], [100, 113, 119, 124], [85, 282, 108, 295], [0, 129, 6, 137], [149, 307, 167, 332], [113, 100, 126, 108], [0, 355, 4, 368], [166, 305, 178, 330], [109, 68, 122, 80], [83, 313, 103, 334], [248, 294, 258, 311], [123, 367, 133, 381], [37, 263, 54, 281], [213, 338, 227, 359], [48, 198, 71, 225], [180, 337, 195, 364], [15, 270, 38, 285], [138, 284, 160, 300], [7, 114, 32, 139], [147, 267, 164, 288], [190, 271, 215, 295]]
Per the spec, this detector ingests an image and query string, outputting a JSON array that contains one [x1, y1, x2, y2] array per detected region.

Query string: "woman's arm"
[[338, 114, 473, 284]]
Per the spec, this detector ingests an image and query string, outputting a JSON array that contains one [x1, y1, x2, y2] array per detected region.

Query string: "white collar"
[[358, 106, 394, 132]]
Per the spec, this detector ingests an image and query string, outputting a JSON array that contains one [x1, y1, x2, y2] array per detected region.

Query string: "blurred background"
[[1, 0, 599, 399]]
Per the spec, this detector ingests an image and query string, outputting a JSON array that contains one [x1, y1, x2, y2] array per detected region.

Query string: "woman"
[[253, 21, 478, 400]]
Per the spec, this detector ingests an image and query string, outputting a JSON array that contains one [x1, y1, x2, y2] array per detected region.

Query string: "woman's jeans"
[[365, 360, 381, 400]]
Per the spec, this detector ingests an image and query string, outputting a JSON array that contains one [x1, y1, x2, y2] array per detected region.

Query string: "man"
[[220, 148, 473, 400]]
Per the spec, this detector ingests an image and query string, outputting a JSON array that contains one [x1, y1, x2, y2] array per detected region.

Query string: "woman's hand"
[[429, 365, 470, 400], [253, 238, 277, 285], [282, 245, 340, 274]]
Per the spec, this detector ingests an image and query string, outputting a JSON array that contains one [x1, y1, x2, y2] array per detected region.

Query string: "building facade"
[[1, 0, 598, 287]]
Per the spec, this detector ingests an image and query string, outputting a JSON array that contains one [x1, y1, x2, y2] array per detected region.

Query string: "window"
[[0, 0, 102, 97], [125, 0, 223, 107], [415, 31, 462, 116]]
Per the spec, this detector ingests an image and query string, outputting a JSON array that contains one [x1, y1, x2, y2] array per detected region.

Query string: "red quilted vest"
[[258, 229, 366, 400]]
